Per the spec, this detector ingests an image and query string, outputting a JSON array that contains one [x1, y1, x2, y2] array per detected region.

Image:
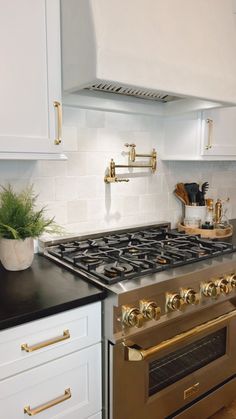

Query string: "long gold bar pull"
[[205, 118, 213, 150], [24, 388, 71, 416], [21, 330, 70, 353], [124, 309, 236, 361], [54, 101, 62, 145]]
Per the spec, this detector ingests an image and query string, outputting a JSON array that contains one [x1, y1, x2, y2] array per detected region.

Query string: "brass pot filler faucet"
[[104, 143, 157, 183]]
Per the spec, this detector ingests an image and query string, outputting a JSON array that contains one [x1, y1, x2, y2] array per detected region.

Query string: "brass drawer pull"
[[124, 309, 236, 361], [24, 388, 71, 416], [54, 100, 62, 145], [205, 118, 213, 150], [21, 329, 70, 353]]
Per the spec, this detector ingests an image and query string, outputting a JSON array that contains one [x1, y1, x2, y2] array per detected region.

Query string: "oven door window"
[[149, 327, 226, 396]]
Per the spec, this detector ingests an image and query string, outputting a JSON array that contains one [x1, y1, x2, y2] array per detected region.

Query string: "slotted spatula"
[[184, 183, 199, 205]]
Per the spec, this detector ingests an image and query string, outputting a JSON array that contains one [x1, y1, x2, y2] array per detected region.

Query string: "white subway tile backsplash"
[[63, 107, 86, 128], [77, 128, 99, 151], [62, 126, 78, 152], [1, 105, 236, 235], [66, 152, 88, 176], [77, 176, 102, 200], [123, 196, 140, 215], [67, 200, 88, 223], [86, 110, 105, 128], [38, 160, 67, 178], [32, 177, 55, 202], [55, 177, 78, 201]]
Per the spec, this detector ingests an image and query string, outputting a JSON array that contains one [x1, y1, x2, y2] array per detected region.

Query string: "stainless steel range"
[[42, 222, 236, 419]]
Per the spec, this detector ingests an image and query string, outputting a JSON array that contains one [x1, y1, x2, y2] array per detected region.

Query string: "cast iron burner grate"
[[47, 228, 235, 284]]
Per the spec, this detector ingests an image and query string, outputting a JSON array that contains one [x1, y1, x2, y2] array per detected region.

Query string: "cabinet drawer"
[[0, 302, 101, 380], [0, 343, 101, 419]]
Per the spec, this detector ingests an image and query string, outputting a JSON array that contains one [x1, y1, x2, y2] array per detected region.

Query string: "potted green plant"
[[0, 185, 60, 271]]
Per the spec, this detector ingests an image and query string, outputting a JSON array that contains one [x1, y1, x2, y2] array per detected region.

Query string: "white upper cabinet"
[[162, 107, 236, 161], [201, 108, 236, 157], [0, 0, 66, 159]]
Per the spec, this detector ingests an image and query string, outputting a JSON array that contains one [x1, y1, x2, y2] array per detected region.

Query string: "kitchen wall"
[[0, 106, 236, 235]]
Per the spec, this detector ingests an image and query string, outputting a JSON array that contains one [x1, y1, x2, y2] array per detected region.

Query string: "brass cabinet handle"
[[205, 118, 213, 150], [54, 101, 62, 145], [21, 329, 70, 353], [24, 388, 71, 416], [124, 309, 236, 361]]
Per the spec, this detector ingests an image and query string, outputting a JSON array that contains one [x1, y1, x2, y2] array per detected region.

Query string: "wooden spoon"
[[174, 189, 187, 205], [176, 183, 190, 205]]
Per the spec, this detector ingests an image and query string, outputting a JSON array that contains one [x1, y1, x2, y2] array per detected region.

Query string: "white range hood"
[[61, 0, 236, 112]]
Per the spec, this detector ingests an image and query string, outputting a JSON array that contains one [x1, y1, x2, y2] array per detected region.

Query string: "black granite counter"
[[0, 254, 106, 331], [1, 220, 236, 332]]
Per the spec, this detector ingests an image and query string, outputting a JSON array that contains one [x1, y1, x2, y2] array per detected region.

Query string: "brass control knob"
[[122, 306, 144, 328], [167, 293, 183, 311], [226, 273, 236, 288], [215, 278, 230, 295], [140, 300, 161, 321], [202, 282, 218, 298], [182, 289, 199, 305]]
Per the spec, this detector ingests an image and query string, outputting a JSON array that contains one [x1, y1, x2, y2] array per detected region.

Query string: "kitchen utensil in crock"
[[184, 183, 199, 205], [176, 183, 190, 205], [174, 190, 187, 205]]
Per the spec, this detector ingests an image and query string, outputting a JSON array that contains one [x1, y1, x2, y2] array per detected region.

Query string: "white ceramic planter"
[[0, 237, 34, 271]]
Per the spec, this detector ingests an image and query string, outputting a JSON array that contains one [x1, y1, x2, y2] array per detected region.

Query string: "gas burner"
[[79, 256, 103, 265], [127, 247, 140, 254], [98, 262, 134, 278], [155, 256, 171, 265], [47, 226, 235, 285]]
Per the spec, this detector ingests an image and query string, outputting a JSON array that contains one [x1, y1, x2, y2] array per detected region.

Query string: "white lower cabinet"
[[0, 302, 102, 419], [0, 344, 101, 419]]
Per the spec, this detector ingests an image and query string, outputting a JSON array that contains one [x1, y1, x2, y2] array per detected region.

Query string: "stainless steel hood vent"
[[85, 83, 180, 103]]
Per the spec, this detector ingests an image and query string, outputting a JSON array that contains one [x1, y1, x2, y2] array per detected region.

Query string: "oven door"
[[111, 306, 236, 419]]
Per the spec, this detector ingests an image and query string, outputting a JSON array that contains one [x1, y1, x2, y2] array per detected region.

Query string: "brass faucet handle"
[[104, 176, 129, 183], [151, 148, 157, 172], [124, 143, 136, 162], [116, 178, 130, 183]]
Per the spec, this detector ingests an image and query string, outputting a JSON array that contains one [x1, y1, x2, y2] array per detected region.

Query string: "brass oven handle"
[[21, 329, 70, 352], [124, 309, 236, 361], [205, 118, 213, 150], [54, 101, 62, 145], [24, 388, 71, 416]]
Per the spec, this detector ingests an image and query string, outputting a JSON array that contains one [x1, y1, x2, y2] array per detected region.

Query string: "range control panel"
[[118, 273, 236, 329]]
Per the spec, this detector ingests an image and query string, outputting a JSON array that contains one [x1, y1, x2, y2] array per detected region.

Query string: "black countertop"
[[1, 220, 236, 332], [0, 254, 106, 331]]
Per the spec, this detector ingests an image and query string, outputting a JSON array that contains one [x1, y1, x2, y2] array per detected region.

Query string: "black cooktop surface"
[[47, 228, 235, 285]]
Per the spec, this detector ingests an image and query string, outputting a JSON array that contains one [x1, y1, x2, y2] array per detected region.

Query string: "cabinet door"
[[162, 112, 202, 160], [201, 107, 236, 157], [0, 0, 63, 158], [0, 343, 102, 419]]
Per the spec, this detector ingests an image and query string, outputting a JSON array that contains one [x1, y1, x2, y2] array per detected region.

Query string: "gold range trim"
[[124, 309, 236, 362]]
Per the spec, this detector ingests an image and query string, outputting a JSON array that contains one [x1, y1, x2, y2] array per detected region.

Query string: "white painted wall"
[[0, 106, 235, 235]]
